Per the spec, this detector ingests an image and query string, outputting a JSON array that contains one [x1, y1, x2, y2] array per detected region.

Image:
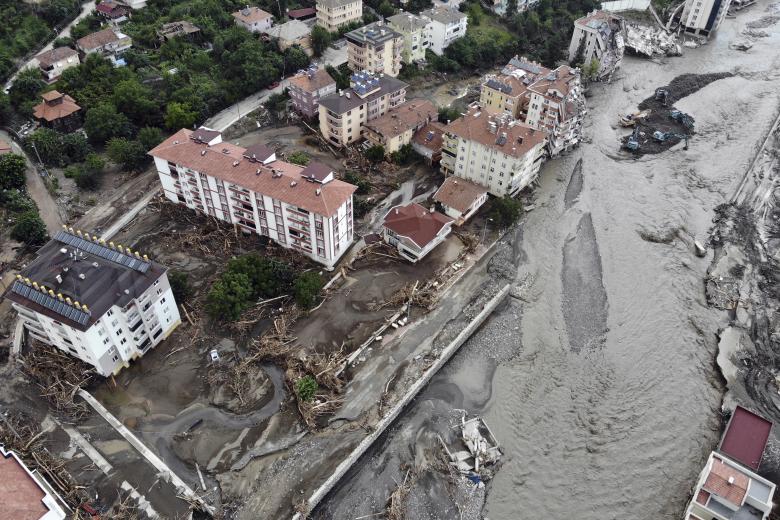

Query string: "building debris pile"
[[625, 23, 682, 57], [439, 413, 502, 477]]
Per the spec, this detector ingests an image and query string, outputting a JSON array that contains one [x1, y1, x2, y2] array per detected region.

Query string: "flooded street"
[[316, 3, 780, 518]]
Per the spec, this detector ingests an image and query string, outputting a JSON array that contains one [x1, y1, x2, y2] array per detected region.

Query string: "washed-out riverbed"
[[315, 3, 780, 518]]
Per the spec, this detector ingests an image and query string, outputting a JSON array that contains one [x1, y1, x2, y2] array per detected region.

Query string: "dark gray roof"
[[319, 75, 407, 114], [300, 162, 333, 182], [191, 127, 220, 143], [386, 13, 430, 32], [420, 6, 467, 24], [5, 231, 166, 331], [243, 143, 275, 162], [345, 22, 402, 46], [485, 78, 512, 94]]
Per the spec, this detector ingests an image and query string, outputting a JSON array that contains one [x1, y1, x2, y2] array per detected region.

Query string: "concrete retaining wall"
[[293, 284, 511, 519]]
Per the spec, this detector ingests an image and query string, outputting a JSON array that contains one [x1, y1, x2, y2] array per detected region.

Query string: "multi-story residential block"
[[362, 98, 436, 153], [419, 6, 467, 54], [441, 104, 548, 197], [4, 229, 181, 377], [382, 203, 453, 262], [0, 446, 68, 520], [316, 0, 362, 32], [76, 27, 132, 65], [568, 11, 625, 78], [289, 65, 337, 118], [386, 12, 432, 64], [346, 21, 403, 77], [680, 0, 732, 37], [232, 6, 274, 33], [35, 47, 79, 83], [433, 176, 488, 224], [33, 91, 82, 133], [149, 128, 357, 268], [318, 71, 407, 146], [480, 56, 584, 155]]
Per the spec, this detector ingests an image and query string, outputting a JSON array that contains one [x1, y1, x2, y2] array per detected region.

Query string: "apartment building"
[[680, 0, 732, 37], [76, 27, 132, 65], [149, 128, 357, 268], [318, 71, 407, 146], [441, 104, 548, 197], [568, 11, 622, 64], [346, 21, 403, 77], [232, 6, 274, 33], [382, 203, 453, 262], [316, 0, 362, 32], [362, 98, 436, 153], [480, 56, 584, 155], [419, 7, 467, 55], [4, 229, 181, 377], [386, 12, 432, 63], [35, 47, 79, 83], [289, 65, 337, 118]]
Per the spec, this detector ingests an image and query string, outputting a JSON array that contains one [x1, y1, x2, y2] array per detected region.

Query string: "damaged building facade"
[[568, 10, 626, 79], [149, 128, 357, 268], [4, 229, 181, 377], [479, 56, 584, 156], [679, 0, 733, 37]]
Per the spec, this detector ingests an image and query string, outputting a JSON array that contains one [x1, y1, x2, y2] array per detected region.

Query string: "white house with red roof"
[[382, 203, 453, 262], [149, 128, 357, 268]]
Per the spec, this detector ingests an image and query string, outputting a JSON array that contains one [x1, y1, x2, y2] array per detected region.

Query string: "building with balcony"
[[0, 446, 68, 520], [362, 98, 436, 153], [75, 27, 132, 66], [382, 203, 453, 262], [386, 12, 432, 64], [679, 0, 733, 37], [568, 11, 625, 79], [419, 7, 467, 55], [440, 104, 548, 197], [318, 71, 407, 146], [35, 47, 79, 83], [316, 0, 362, 32], [346, 21, 403, 77], [289, 65, 337, 118], [4, 229, 181, 377], [149, 128, 357, 268], [433, 176, 488, 224], [479, 56, 584, 156], [232, 6, 274, 33]]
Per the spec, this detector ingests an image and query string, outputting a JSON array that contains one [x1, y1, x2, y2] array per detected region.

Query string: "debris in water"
[[439, 413, 502, 474]]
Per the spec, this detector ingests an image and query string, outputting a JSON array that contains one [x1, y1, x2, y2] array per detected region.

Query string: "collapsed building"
[[568, 10, 626, 80]]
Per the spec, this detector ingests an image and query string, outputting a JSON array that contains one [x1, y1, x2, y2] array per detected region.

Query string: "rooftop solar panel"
[[54, 231, 151, 273], [11, 281, 91, 326]]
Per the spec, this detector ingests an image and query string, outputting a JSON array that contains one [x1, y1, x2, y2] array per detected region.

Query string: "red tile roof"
[[383, 203, 452, 248], [364, 99, 436, 140], [434, 176, 487, 214], [232, 6, 273, 23], [288, 68, 336, 94], [150, 129, 356, 217], [33, 91, 81, 122], [287, 7, 316, 18], [76, 27, 121, 51], [719, 406, 773, 470], [703, 457, 749, 507], [446, 105, 547, 159], [412, 122, 445, 152], [0, 450, 48, 520], [35, 46, 78, 68]]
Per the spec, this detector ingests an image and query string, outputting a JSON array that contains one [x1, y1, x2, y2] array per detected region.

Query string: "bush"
[[0, 190, 36, 213], [294, 271, 323, 309], [287, 151, 309, 166], [343, 170, 371, 195], [0, 154, 27, 191], [168, 271, 190, 302], [138, 127, 165, 151], [489, 196, 522, 228], [364, 145, 385, 163], [207, 272, 253, 321], [296, 375, 318, 401], [390, 144, 419, 166], [106, 138, 148, 172], [84, 103, 132, 145], [438, 106, 461, 124], [11, 211, 47, 246]]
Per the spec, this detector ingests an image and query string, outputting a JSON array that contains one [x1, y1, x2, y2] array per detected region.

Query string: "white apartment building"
[[36, 47, 80, 83], [318, 71, 407, 146], [441, 105, 548, 197], [346, 21, 404, 77], [386, 12, 433, 64], [316, 0, 362, 32], [680, 0, 732, 37], [149, 128, 357, 268], [419, 7, 467, 55], [685, 452, 776, 520], [232, 6, 274, 33], [5, 229, 181, 377]]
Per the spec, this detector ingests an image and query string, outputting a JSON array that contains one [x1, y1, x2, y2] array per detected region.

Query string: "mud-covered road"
[[316, 2, 780, 518]]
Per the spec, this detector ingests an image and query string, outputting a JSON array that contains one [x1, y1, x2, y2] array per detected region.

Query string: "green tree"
[[390, 144, 418, 166], [378, 0, 396, 17], [287, 151, 309, 166], [164, 102, 198, 130], [112, 79, 160, 127], [489, 196, 522, 228], [0, 154, 27, 191], [106, 138, 148, 172], [342, 170, 371, 195], [326, 64, 350, 90], [438, 106, 461, 124], [25, 128, 62, 166], [0, 190, 36, 214], [9, 68, 45, 108], [61, 132, 90, 163], [207, 271, 253, 321], [65, 152, 104, 190], [364, 145, 385, 163], [138, 127, 165, 151], [296, 375, 318, 401], [168, 271, 190, 302], [84, 103, 132, 144], [583, 58, 601, 81], [294, 271, 323, 309], [11, 211, 47, 246], [283, 45, 310, 75], [310, 26, 332, 57]]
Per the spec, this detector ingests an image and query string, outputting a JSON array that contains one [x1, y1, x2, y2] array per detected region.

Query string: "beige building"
[[362, 98, 436, 153], [441, 104, 548, 197], [36, 47, 79, 83], [479, 56, 584, 156], [386, 12, 432, 63], [316, 0, 362, 32], [232, 6, 274, 33], [346, 21, 403, 77], [266, 20, 312, 54], [318, 71, 407, 146]]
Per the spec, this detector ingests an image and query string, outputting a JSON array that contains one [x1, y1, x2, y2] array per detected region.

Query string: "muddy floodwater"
[[317, 3, 780, 518]]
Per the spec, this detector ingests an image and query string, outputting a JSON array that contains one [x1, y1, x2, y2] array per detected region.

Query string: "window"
[[116, 329, 122, 336], [111, 319, 119, 327], [98, 329, 104, 336], [157, 288, 163, 295], [107, 310, 113, 317], [111, 354, 119, 362], [103, 337, 110, 345], [120, 338, 127, 345], [160, 297, 166, 304]]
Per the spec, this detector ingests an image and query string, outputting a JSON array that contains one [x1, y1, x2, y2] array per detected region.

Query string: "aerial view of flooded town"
[[1, 0, 779, 518]]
